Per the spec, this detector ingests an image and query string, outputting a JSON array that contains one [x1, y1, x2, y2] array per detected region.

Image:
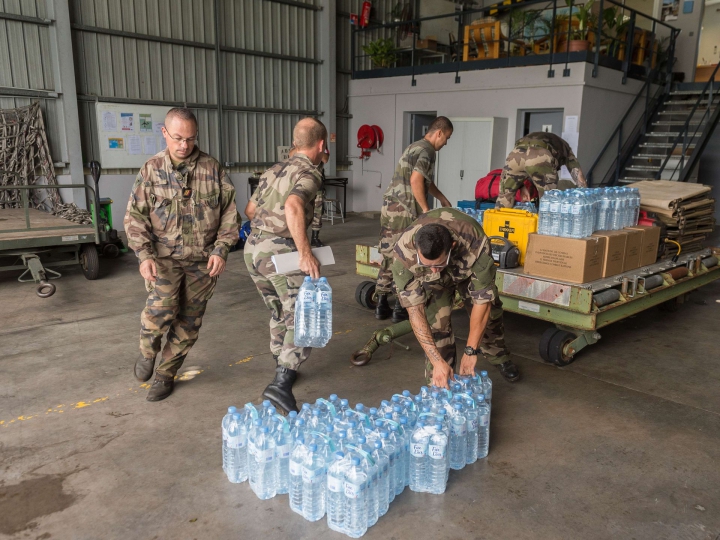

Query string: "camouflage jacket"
[[250, 153, 323, 238], [382, 139, 436, 218], [124, 147, 238, 263], [515, 131, 581, 171], [391, 208, 496, 308]]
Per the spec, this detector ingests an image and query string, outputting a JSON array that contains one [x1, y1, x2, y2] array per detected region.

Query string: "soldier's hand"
[[431, 360, 453, 390], [299, 252, 321, 280], [140, 259, 158, 282], [207, 255, 226, 277], [459, 353, 478, 376], [440, 196, 452, 208]]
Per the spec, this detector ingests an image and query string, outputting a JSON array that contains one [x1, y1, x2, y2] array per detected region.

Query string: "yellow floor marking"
[[231, 356, 254, 366]]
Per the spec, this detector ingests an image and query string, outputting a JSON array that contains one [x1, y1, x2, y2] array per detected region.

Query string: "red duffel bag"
[[475, 169, 538, 202]]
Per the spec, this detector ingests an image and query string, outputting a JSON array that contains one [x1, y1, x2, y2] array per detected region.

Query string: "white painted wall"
[[346, 62, 643, 213], [671, 0, 705, 81], [698, 4, 720, 65]]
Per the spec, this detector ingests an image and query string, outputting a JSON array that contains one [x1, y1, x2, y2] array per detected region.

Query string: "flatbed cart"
[[0, 182, 100, 298], [352, 244, 720, 367]]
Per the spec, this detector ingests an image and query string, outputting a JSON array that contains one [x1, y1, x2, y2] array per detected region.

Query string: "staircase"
[[619, 86, 720, 184]]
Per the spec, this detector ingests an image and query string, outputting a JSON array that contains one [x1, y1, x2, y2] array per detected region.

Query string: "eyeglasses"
[[416, 249, 452, 269], [164, 129, 199, 145]]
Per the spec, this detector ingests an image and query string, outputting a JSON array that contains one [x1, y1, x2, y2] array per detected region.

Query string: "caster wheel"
[[547, 330, 577, 367], [80, 244, 100, 280], [359, 282, 378, 310], [539, 328, 560, 363]]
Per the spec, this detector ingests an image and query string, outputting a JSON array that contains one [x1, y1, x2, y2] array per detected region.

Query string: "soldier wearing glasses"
[[390, 207, 520, 389], [125, 107, 238, 401]]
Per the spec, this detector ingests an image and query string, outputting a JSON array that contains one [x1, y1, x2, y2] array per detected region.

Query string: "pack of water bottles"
[[538, 187, 641, 239], [295, 276, 332, 348], [221, 371, 493, 538]]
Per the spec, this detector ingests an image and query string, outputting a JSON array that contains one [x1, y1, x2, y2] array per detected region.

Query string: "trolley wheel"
[[102, 243, 121, 258], [539, 327, 560, 363], [547, 330, 577, 367], [355, 281, 370, 306], [36, 280, 56, 298], [80, 244, 100, 280], [358, 281, 378, 310]]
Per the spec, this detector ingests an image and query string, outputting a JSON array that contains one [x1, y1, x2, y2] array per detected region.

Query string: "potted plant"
[[566, 0, 596, 52], [362, 38, 397, 68]]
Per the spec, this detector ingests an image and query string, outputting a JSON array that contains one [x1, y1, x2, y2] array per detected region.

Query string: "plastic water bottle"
[[295, 277, 316, 347], [314, 277, 332, 347], [371, 441, 390, 517], [427, 423, 449, 494], [289, 435, 308, 515], [409, 421, 429, 492], [548, 190, 563, 237], [379, 430, 396, 503], [226, 412, 248, 483], [302, 443, 326, 521], [479, 370, 493, 404], [250, 424, 277, 500], [221, 406, 237, 473], [596, 189, 611, 231], [344, 457, 368, 538], [449, 402, 467, 470], [538, 192, 552, 235], [609, 188, 622, 230], [273, 416, 292, 494], [464, 397, 479, 465], [388, 424, 405, 496], [631, 188, 641, 225], [477, 395, 491, 459], [559, 191, 573, 237], [327, 452, 348, 534]]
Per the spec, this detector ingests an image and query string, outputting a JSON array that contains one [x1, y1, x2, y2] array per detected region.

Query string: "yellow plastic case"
[[482, 208, 538, 265]]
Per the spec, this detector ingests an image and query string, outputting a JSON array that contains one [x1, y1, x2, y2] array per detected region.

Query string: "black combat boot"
[[146, 372, 175, 401], [262, 367, 299, 414], [375, 293, 392, 320], [496, 360, 521, 382], [391, 298, 409, 323], [134, 355, 155, 382], [311, 230, 325, 248]]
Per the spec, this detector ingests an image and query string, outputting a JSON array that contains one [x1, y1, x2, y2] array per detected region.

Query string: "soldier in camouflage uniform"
[[310, 147, 330, 248], [244, 118, 327, 414], [376, 116, 454, 323], [391, 207, 520, 388], [496, 131, 587, 208], [125, 108, 238, 402]]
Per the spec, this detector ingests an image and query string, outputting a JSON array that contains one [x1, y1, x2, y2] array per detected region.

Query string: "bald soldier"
[[496, 131, 587, 208], [391, 208, 520, 387], [376, 116, 454, 323], [125, 108, 238, 401], [244, 118, 327, 414]]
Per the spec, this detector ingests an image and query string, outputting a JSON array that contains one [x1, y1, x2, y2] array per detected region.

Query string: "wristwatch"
[[464, 346, 478, 356]]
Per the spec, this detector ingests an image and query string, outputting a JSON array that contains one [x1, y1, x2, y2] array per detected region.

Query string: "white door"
[[436, 119, 494, 207]]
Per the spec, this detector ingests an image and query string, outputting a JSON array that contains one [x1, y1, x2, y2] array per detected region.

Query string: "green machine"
[[89, 161, 127, 258]]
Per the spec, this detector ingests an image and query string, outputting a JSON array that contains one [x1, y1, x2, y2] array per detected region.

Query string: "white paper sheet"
[[271, 246, 335, 274], [564, 115, 579, 133], [560, 131, 580, 180], [127, 135, 142, 155], [143, 136, 157, 155]]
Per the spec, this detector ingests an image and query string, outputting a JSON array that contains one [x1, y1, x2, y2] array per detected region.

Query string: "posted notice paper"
[[127, 135, 142, 155]]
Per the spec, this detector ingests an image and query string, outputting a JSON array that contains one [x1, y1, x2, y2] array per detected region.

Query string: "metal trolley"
[[352, 244, 720, 367], [0, 181, 100, 298]]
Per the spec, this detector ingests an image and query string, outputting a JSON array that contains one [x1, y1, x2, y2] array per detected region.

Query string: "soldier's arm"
[[286, 194, 320, 279], [123, 171, 155, 263], [427, 183, 451, 208], [311, 189, 323, 230], [410, 171, 431, 213], [211, 168, 239, 260], [564, 152, 587, 188]]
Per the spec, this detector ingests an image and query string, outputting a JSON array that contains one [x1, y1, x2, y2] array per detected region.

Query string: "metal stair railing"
[[656, 62, 720, 182]]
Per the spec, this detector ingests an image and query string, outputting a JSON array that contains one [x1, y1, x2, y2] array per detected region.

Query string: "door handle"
[[460, 170, 464, 180]]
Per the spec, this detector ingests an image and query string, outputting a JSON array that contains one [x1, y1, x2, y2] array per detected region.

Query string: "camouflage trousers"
[[244, 230, 311, 370], [377, 199, 415, 294], [497, 146, 563, 208], [422, 282, 510, 385], [311, 188, 325, 232], [140, 257, 218, 376]]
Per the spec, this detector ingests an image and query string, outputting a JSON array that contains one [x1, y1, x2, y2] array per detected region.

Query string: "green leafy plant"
[[566, 0, 596, 41], [362, 38, 397, 68]]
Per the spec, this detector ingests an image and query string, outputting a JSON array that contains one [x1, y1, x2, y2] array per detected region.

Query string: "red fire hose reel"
[[357, 124, 384, 159]]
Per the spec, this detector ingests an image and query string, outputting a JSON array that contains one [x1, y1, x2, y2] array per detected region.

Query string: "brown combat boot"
[[134, 355, 155, 382], [147, 372, 175, 401]]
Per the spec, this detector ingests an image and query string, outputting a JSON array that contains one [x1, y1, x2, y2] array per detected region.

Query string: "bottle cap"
[[326, 424, 334, 432], [304, 276, 311, 282], [355, 403, 364, 411], [374, 441, 382, 449], [228, 406, 237, 413], [391, 396, 400, 402], [320, 277, 328, 282], [254, 419, 261, 426], [260, 426, 268, 433], [309, 444, 317, 452], [232, 413, 242, 420], [393, 405, 402, 412], [454, 403, 462, 410], [335, 451, 345, 459], [329, 394, 338, 401], [313, 409, 320, 416], [380, 430, 389, 438], [341, 399, 349, 406], [402, 390, 411, 397], [302, 403, 311, 410], [369, 408, 378, 415], [345, 410, 353, 417], [480, 370, 488, 377], [400, 417, 407, 424], [375, 420, 383, 427], [297, 418, 306, 425], [358, 436, 366, 444], [263, 400, 271, 407], [288, 411, 297, 418], [352, 457, 361, 466]]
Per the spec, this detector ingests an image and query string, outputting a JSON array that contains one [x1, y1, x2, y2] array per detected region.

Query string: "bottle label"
[[344, 481, 362, 498], [302, 467, 325, 484], [317, 291, 331, 304], [248, 442, 256, 456], [257, 448, 274, 463], [289, 460, 302, 476], [539, 201, 549, 212], [328, 475, 343, 492], [469, 419, 478, 431], [480, 414, 489, 427], [453, 423, 467, 436], [428, 444, 446, 460], [300, 290, 314, 303], [227, 435, 245, 449], [549, 203, 560, 212], [276, 444, 291, 459], [410, 443, 426, 457], [561, 203, 571, 213], [571, 205, 581, 215]]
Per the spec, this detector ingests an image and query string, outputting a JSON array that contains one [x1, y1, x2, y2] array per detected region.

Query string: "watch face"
[[464, 346, 475, 356]]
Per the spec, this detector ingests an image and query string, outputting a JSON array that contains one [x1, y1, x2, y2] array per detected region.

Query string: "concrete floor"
[[1, 216, 719, 540]]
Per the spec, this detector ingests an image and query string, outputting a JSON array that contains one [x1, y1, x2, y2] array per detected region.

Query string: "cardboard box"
[[415, 36, 438, 51], [622, 228, 643, 271], [627, 225, 661, 267], [524, 234, 607, 284], [592, 231, 627, 277]]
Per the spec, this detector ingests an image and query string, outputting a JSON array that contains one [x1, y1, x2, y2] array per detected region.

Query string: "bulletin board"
[[95, 102, 171, 169]]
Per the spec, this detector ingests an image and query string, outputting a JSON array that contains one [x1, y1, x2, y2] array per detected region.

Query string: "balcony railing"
[[351, 0, 680, 86]]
